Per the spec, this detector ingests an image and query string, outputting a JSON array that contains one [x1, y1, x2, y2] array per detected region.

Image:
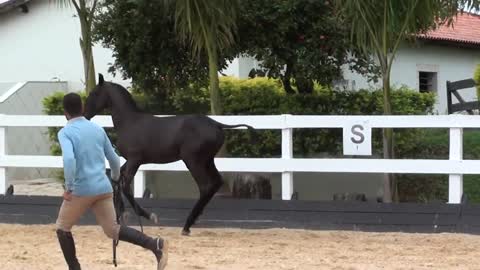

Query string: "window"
[[419, 71, 437, 93]]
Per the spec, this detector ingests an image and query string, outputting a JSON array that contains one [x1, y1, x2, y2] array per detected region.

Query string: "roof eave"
[[0, 0, 31, 14], [417, 36, 480, 49]]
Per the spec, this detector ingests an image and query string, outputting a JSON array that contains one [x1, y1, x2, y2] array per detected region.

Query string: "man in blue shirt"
[[55, 93, 168, 270]]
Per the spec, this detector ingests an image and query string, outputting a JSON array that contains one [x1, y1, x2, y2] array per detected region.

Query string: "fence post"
[[134, 170, 146, 198], [0, 127, 6, 195], [449, 127, 463, 204], [281, 114, 294, 200]]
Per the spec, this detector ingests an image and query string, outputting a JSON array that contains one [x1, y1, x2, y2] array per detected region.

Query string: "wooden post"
[[281, 114, 294, 200], [449, 127, 463, 204], [445, 79, 477, 115], [446, 81, 452, 114]]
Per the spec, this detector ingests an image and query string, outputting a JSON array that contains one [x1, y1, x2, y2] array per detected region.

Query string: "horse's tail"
[[217, 123, 254, 130], [215, 122, 258, 146]]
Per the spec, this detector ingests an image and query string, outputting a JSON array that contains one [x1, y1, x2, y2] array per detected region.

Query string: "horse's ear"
[[98, 73, 104, 85]]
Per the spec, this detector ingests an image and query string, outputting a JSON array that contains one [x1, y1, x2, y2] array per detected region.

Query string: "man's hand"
[[63, 191, 73, 201]]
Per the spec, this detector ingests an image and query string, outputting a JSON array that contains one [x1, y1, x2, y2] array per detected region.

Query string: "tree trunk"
[[79, 38, 96, 94], [206, 31, 228, 156], [77, 0, 96, 94], [281, 63, 295, 94], [85, 46, 96, 94], [382, 74, 396, 203], [209, 47, 228, 156], [207, 45, 222, 115], [206, 39, 230, 196], [295, 76, 314, 94]]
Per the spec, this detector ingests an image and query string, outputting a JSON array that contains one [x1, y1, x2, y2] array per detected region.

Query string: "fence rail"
[[0, 114, 478, 203]]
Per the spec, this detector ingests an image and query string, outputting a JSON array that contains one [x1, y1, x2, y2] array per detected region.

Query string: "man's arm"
[[103, 131, 120, 181], [58, 130, 76, 192]]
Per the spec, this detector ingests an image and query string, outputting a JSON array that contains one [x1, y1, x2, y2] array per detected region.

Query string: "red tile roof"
[[418, 12, 480, 46]]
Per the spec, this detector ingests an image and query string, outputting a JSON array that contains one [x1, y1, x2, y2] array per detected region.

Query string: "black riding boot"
[[118, 225, 168, 270], [56, 229, 81, 270]]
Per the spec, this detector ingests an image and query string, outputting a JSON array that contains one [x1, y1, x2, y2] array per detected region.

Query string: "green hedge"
[[45, 77, 464, 202], [172, 77, 451, 202], [171, 77, 436, 160], [396, 128, 480, 203]]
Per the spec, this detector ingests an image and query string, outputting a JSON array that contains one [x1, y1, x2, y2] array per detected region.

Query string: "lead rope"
[[112, 178, 122, 267], [111, 174, 145, 267], [119, 175, 145, 233]]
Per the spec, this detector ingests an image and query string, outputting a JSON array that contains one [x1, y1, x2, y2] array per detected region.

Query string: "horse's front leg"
[[120, 160, 158, 223]]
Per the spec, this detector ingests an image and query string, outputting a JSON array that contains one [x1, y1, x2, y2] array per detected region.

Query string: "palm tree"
[[168, 0, 240, 115], [50, 0, 98, 94], [335, 0, 479, 202]]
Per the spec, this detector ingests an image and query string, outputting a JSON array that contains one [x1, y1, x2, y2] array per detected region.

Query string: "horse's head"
[[84, 73, 111, 120]]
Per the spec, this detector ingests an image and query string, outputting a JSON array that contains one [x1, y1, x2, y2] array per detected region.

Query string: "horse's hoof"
[[181, 230, 190, 236], [150, 213, 159, 224]]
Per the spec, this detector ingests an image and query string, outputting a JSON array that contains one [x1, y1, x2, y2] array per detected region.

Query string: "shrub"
[[44, 77, 454, 202]]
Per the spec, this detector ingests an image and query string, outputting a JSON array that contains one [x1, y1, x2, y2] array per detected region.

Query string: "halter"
[[110, 175, 144, 267]]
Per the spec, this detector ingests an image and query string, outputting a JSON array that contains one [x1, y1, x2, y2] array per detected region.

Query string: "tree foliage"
[[93, 0, 379, 97], [231, 0, 379, 94], [93, 0, 224, 101], [167, 0, 241, 115]]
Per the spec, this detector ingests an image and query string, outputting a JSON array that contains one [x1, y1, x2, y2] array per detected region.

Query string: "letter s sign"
[[351, 124, 365, 144], [343, 121, 372, 156]]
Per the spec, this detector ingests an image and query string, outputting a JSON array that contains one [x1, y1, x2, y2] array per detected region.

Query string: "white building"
[[224, 13, 480, 115], [0, 0, 130, 90], [0, 0, 127, 181]]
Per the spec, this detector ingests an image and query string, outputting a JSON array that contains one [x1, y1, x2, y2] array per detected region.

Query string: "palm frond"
[[173, 0, 240, 59], [49, 0, 72, 8], [49, 0, 97, 13], [335, 0, 464, 58]]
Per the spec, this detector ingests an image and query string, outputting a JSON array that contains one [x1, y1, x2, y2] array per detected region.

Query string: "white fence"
[[0, 114, 479, 203]]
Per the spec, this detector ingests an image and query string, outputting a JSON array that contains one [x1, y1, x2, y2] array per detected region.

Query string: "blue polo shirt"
[[57, 117, 121, 196]]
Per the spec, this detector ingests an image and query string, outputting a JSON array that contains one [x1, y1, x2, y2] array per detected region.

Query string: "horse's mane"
[[108, 83, 143, 112]]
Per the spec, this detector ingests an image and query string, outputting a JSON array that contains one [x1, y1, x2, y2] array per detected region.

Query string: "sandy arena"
[[1, 224, 480, 270]]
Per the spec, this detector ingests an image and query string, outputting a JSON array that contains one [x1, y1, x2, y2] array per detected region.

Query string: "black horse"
[[84, 74, 255, 235]]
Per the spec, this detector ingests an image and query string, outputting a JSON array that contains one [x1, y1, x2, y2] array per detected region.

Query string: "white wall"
[[0, 1, 130, 90], [0, 81, 68, 180], [343, 42, 480, 114], [222, 55, 259, 79]]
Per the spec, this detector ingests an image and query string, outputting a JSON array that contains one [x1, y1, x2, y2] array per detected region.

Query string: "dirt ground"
[[1, 224, 480, 270]]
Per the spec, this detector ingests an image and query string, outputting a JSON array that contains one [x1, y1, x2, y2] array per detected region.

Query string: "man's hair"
[[63, 93, 83, 116]]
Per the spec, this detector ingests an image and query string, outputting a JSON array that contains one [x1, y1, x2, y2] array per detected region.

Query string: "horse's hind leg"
[[182, 158, 223, 236], [120, 161, 156, 222]]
